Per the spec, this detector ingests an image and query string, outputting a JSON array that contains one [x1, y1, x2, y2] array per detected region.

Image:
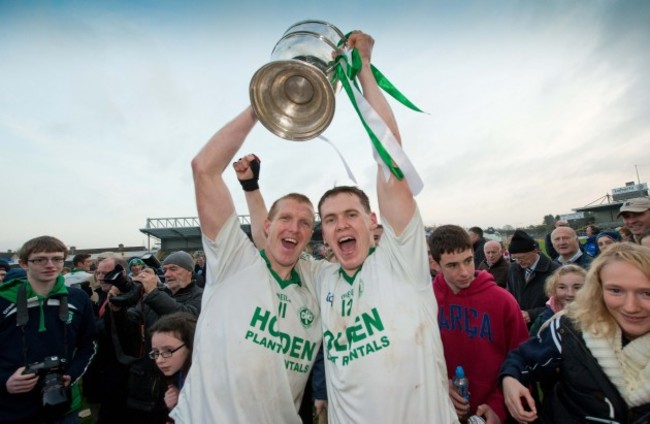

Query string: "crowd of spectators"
[[1, 24, 649, 423], [1, 195, 648, 423], [0, 242, 204, 423]]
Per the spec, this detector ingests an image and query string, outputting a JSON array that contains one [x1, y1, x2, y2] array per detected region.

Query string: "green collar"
[[31, 275, 68, 299], [338, 247, 376, 285], [0, 275, 68, 303], [0, 275, 68, 332], [260, 250, 302, 290]]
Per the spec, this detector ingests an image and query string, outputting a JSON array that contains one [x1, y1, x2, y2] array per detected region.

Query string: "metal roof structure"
[[139, 215, 324, 251], [139, 216, 253, 241], [572, 202, 624, 213]]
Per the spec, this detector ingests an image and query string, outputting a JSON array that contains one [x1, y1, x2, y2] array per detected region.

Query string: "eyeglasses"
[[27, 257, 65, 266], [148, 344, 185, 360], [511, 254, 533, 262]]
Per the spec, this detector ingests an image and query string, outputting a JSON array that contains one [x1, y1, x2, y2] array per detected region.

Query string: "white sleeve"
[[378, 207, 430, 290], [201, 213, 261, 296]]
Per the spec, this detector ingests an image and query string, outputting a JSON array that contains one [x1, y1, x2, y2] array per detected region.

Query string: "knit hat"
[[618, 197, 650, 217], [596, 230, 622, 242], [508, 230, 537, 254], [128, 258, 145, 270], [162, 251, 194, 272], [0, 259, 9, 273], [3, 268, 26, 282]]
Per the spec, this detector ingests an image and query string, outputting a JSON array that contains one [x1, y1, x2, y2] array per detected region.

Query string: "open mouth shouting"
[[337, 236, 357, 258], [281, 237, 298, 250]]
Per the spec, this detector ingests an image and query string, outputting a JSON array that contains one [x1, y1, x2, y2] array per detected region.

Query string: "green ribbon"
[[371, 65, 424, 113], [332, 39, 424, 180], [335, 63, 404, 179], [342, 48, 423, 113]]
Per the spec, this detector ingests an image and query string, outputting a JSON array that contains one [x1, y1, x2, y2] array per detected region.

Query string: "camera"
[[23, 356, 70, 416], [103, 264, 133, 293], [141, 253, 165, 283], [109, 281, 143, 308], [141, 253, 161, 270], [105, 264, 143, 308]]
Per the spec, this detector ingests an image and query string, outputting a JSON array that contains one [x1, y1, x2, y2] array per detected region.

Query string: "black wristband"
[[240, 179, 259, 192], [238, 155, 261, 192]]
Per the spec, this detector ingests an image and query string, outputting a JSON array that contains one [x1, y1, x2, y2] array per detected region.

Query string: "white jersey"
[[170, 213, 322, 423], [303, 209, 458, 423], [63, 270, 93, 287]]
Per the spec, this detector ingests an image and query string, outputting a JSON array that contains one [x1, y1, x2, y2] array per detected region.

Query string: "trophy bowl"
[[250, 20, 345, 141]]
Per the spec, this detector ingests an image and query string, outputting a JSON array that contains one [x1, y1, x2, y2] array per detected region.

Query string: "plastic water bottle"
[[452, 365, 470, 422]]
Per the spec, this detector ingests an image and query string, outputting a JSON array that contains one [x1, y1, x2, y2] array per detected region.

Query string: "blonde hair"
[[567, 243, 650, 338], [544, 264, 586, 298], [267, 193, 314, 225]]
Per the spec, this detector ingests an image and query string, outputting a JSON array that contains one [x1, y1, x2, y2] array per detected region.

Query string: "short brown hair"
[[428, 225, 472, 263], [317, 186, 371, 216], [150, 312, 198, 374], [73, 254, 91, 267], [19, 236, 68, 262]]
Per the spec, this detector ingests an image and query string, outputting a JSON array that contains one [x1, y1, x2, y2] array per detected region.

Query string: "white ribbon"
[[339, 54, 424, 195], [318, 135, 358, 184]]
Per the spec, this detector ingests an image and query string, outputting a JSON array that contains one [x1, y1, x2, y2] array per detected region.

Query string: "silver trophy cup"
[[250, 20, 345, 141]]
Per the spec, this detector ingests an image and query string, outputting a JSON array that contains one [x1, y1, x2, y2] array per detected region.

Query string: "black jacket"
[[500, 317, 650, 423], [127, 281, 203, 332], [114, 280, 202, 417], [506, 254, 560, 324], [473, 237, 487, 268], [477, 256, 510, 287]]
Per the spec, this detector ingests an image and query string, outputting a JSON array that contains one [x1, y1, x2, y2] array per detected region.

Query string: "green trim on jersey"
[[0, 275, 68, 332], [338, 247, 376, 285], [259, 249, 302, 289]]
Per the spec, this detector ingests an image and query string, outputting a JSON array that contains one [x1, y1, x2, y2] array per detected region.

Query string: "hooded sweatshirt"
[[0, 275, 97, 422], [433, 270, 528, 421]]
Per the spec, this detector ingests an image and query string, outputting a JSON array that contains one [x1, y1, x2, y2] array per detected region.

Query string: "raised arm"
[[192, 107, 257, 240], [352, 32, 415, 235], [233, 154, 268, 249]]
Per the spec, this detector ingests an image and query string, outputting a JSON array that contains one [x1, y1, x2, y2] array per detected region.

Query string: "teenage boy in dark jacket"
[[0, 236, 96, 423]]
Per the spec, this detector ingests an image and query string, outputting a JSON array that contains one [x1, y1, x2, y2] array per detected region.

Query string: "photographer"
[[0, 236, 96, 424], [127, 252, 203, 322], [83, 257, 138, 423], [110, 251, 202, 423]]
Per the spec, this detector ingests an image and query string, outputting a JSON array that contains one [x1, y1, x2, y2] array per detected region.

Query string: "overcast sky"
[[1, 0, 648, 251]]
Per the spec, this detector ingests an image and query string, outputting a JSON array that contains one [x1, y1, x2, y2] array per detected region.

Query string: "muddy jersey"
[[302, 209, 458, 424], [170, 213, 321, 424]]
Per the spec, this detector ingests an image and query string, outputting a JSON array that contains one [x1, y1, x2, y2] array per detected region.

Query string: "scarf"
[[583, 326, 650, 407]]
